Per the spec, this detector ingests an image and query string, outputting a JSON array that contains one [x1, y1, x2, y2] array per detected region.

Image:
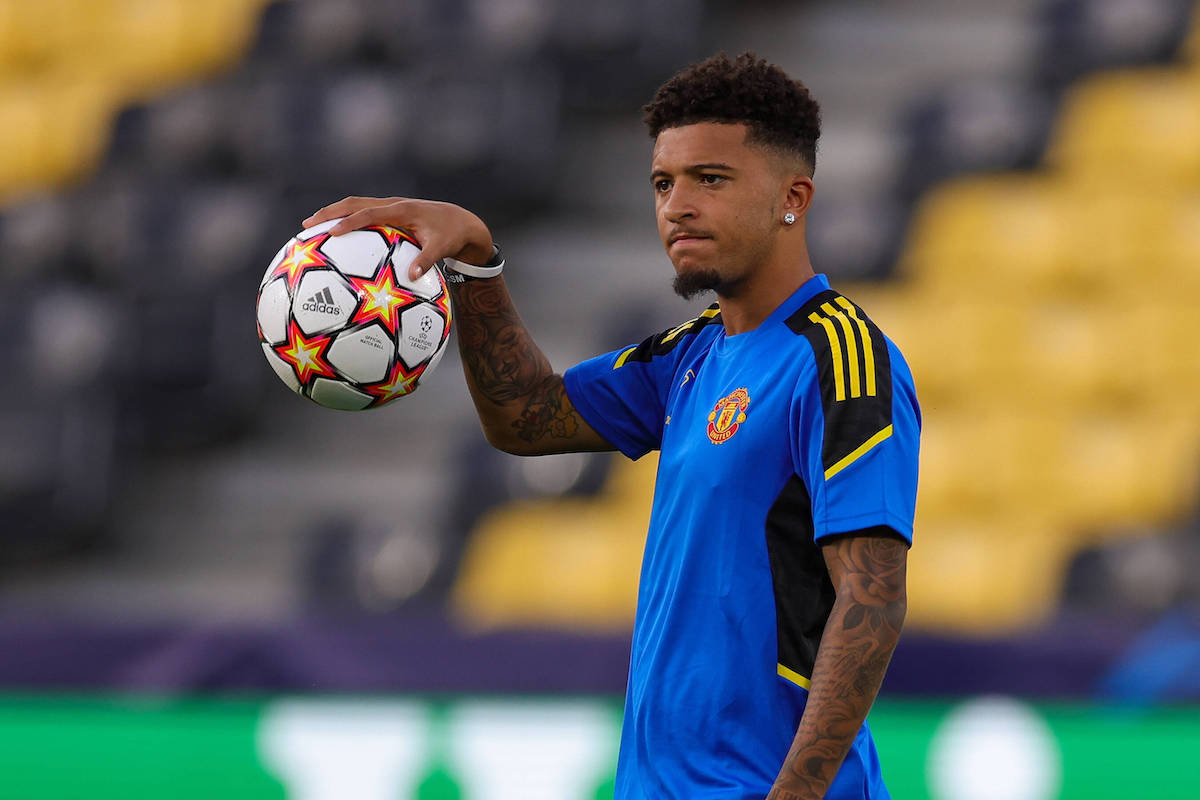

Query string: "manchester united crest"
[[706, 387, 751, 445]]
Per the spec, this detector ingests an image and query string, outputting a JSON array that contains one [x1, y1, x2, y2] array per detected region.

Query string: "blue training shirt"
[[563, 274, 921, 799]]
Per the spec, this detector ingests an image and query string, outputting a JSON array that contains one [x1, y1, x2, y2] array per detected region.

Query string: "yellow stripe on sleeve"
[[808, 312, 845, 401], [612, 346, 637, 369], [824, 425, 894, 480], [835, 297, 876, 397], [777, 663, 812, 689], [822, 302, 861, 399]]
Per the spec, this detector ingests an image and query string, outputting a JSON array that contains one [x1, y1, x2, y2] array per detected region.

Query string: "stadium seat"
[[1048, 67, 1200, 184], [1035, 0, 1197, 88], [897, 80, 1055, 201], [1053, 413, 1200, 530], [451, 455, 658, 631], [0, 0, 273, 203], [0, 195, 74, 283], [1050, 181, 1188, 297], [805, 191, 908, 281], [547, 0, 704, 111], [0, 0, 94, 72], [0, 78, 118, 204], [1159, 189, 1200, 293], [1189, 2, 1200, 59], [906, 513, 1066, 631], [899, 175, 1077, 297], [49, 0, 270, 98], [0, 284, 124, 560], [109, 86, 237, 178]]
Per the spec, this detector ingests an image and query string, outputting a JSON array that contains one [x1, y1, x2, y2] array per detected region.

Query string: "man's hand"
[[302, 196, 494, 279]]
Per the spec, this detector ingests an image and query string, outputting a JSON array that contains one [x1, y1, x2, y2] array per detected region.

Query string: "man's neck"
[[717, 252, 816, 336]]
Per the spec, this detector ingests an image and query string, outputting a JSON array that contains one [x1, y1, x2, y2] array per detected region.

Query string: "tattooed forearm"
[[512, 374, 580, 443], [766, 533, 908, 800], [451, 278, 552, 405], [448, 278, 598, 452]]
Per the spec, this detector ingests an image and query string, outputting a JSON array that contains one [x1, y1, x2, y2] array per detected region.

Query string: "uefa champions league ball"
[[256, 219, 452, 410]]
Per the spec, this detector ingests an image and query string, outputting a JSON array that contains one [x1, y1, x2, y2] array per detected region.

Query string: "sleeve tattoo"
[[449, 278, 586, 446], [767, 533, 908, 800]]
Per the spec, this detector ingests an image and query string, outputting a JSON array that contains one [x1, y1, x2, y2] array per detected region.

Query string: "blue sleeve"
[[794, 338, 921, 543], [563, 307, 720, 460], [563, 347, 671, 460]]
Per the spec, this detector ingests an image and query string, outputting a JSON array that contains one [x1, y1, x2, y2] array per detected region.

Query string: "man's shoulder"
[[781, 287, 897, 410], [612, 303, 723, 370]]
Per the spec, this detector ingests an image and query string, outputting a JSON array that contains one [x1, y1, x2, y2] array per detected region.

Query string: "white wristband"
[[439, 244, 504, 282]]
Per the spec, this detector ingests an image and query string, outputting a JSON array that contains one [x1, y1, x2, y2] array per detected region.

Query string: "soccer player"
[[304, 51, 919, 800]]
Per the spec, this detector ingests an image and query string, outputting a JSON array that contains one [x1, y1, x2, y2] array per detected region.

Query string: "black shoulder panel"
[[614, 303, 722, 368], [785, 291, 893, 473]]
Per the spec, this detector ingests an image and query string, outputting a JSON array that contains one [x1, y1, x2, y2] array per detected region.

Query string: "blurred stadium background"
[[1, 0, 1199, 797]]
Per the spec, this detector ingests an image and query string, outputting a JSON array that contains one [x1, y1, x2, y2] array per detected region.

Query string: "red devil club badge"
[[706, 387, 751, 445]]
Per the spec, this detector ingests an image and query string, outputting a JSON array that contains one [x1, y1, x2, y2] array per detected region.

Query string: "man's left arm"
[[766, 528, 908, 800]]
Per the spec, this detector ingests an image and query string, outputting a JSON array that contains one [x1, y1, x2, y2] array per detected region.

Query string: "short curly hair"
[[643, 51, 821, 175]]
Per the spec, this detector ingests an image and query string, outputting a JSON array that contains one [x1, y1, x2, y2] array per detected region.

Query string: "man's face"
[[650, 122, 783, 299]]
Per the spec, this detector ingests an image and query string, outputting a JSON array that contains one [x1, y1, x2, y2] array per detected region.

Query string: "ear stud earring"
[[783, 212, 796, 225]]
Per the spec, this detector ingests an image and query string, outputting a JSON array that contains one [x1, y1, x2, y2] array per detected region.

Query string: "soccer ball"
[[256, 219, 452, 410]]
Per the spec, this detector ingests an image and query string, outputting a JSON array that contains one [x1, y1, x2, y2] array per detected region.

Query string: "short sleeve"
[[564, 306, 721, 460], [791, 298, 921, 543]]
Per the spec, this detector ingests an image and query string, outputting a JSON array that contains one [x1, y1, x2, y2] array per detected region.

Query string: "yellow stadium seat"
[[906, 513, 1064, 632], [0, 77, 118, 204], [1158, 189, 1200, 294], [876, 45, 1200, 636], [51, 0, 269, 100], [452, 456, 659, 631], [1093, 301, 1200, 413], [854, 296, 1118, 411], [1048, 68, 1200, 185], [911, 413, 1200, 631], [0, 84, 44, 190], [900, 175, 1081, 297], [0, 0, 86, 72], [1002, 298, 1200, 413], [1053, 413, 1200, 531], [1052, 181, 1185, 297], [918, 409, 1078, 522], [0, 0, 271, 202]]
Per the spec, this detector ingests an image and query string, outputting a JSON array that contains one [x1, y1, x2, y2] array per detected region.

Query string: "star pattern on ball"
[[348, 268, 415, 334], [272, 235, 331, 291], [367, 225, 419, 249], [366, 358, 423, 404], [433, 290, 452, 329], [273, 321, 337, 386]]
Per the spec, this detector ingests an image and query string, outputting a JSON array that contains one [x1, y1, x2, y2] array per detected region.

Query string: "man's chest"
[[658, 350, 799, 487]]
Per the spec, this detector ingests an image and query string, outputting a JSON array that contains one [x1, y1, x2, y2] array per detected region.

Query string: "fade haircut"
[[642, 51, 822, 176]]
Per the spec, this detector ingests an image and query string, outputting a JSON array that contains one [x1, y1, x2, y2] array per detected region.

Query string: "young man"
[[305, 52, 919, 800]]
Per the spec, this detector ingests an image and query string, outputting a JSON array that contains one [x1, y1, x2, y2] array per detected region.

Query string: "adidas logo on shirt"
[[301, 287, 341, 315]]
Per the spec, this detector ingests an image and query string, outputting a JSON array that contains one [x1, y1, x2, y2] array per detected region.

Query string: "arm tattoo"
[[449, 279, 587, 446], [766, 534, 908, 800]]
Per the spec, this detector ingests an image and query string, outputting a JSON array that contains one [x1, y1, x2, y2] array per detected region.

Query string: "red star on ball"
[[433, 291, 452, 329], [272, 236, 331, 291], [273, 321, 338, 386], [348, 268, 415, 334], [367, 225, 420, 249], [366, 358, 423, 404]]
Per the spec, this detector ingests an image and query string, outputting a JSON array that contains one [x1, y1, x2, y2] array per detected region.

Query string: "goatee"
[[673, 268, 739, 300]]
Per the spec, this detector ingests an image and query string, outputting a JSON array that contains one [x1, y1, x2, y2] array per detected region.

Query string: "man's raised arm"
[[302, 196, 613, 456]]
